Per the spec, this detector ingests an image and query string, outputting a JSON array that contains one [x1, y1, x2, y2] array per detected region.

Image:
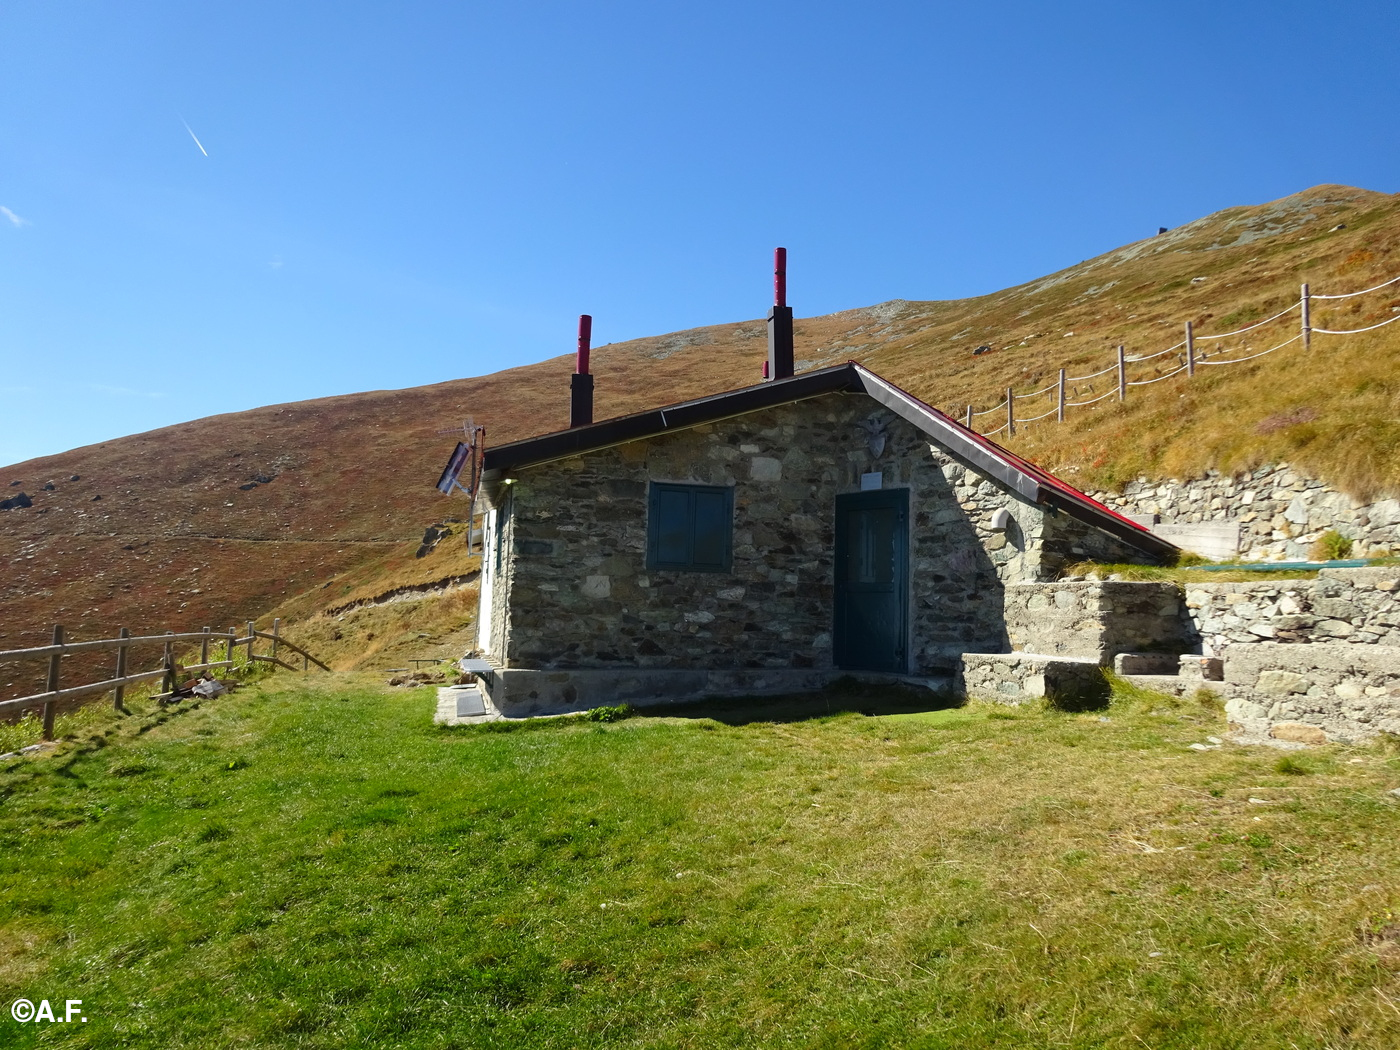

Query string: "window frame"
[[645, 481, 735, 573]]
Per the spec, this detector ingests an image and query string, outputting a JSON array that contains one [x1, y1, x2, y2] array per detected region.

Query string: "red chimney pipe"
[[570, 314, 595, 427], [767, 248, 794, 380], [576, 314, 592, 374]]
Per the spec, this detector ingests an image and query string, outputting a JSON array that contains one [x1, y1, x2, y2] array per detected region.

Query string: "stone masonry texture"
[[1087, 463, 1400, 562], [479, 392, 1160, 679]]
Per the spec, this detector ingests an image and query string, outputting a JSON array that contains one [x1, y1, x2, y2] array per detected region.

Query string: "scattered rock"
[[0, 492, 33, 510], [69, 475, 80, 482], [1269, 722, 1327, 745], [416, 524, 450, 558], [42, 481, 55, 491], [7, 479, 21, 486], [90, 494, 102, 501], [1256, 670, 1310, 695]]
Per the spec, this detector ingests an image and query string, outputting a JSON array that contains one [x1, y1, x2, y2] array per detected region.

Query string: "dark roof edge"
[[481, 363, 861, 477], [851, 368, 1041, 503], [479, 361, 1176, 559], [850, 364, 1178, 559]]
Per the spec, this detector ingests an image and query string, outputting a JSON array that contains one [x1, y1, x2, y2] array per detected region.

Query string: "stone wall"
[[1221, 643, 1400, 743], [1087, 463, 1400, 562], [1003, 581, 1192, 662], [479, 494, 517, 658], [484, 393, 1057, 677], [1184, 567, 1400, 657], [958, 652, 1108, 707]]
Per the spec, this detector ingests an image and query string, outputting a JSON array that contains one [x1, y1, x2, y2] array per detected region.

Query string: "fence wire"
[[1313, 313, 1400, 335], [962, 265, 1400, 438], [1066, 363, 1117, 381], [1193, 301, 1300, 340], [1196, 333, 1302, 365], [1063, 389, 1118, 408], [1127, 340, 1186, 361], [1014, 380, 1060, 400], [1126, 363, 1189, 385], [1312, 273, 1400, 300]]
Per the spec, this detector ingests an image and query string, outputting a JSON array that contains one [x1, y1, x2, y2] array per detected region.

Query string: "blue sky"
[[3, 0, 1397, 466]]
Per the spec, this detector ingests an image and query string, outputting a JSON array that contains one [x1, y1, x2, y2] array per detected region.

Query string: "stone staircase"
[[959, 577, 1400, 744]]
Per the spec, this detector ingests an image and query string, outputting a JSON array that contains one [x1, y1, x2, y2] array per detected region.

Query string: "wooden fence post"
[[1117, 345, 1126, 401], [200, 626, 211, 668], [1185, 321, 1195, 376], [1301, 283, 1311, 349], [965, 404, 973, 430], [271, 618, 280, 662], [1057, 368, 1066, 422], [1005, 387, 1015, 436], [162, 631, 175, 695], [246, 621, 256, 668], [113, 627, 129, 712], [42, 624, 62, 741]]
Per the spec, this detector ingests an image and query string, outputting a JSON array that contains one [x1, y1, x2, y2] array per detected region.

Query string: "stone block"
[[1114, 652, 1180, 675], [1256, 670, 1310, 695], [1269, 722, 1328, 745]]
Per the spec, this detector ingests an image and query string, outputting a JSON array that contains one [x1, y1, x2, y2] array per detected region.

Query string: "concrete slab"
[[434, 684, 502, 726]]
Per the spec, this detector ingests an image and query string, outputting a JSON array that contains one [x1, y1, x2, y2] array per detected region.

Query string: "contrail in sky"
[[179, 116, 209, 157]]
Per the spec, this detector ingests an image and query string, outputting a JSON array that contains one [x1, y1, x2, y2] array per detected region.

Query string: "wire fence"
[[959, 274, 1400, 437]]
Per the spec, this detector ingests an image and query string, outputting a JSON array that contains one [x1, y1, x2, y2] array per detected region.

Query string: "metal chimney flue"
[[570, 314, 594, 427], [767, 247, 794, 381]]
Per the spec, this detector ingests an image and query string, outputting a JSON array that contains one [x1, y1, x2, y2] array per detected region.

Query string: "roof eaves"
[[851, 365, 1042, 503], [851, 364, 1177, 559], [481, 363, 862, 477]]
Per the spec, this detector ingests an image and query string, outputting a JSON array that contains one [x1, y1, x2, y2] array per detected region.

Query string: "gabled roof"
[[480, 362, 1177, 559]]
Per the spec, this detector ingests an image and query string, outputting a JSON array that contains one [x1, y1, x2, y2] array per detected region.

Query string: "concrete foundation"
[[468, 663, 952, 718], [957, 652, 1108, 708]]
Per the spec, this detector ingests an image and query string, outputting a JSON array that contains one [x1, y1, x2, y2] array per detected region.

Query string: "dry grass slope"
[[3, 184, 1399, 688]]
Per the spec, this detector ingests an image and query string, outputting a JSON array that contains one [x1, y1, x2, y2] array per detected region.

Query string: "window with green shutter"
[[646, 482, 734, 572]]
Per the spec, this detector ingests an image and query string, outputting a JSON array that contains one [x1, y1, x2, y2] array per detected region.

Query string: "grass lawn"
[[2, 676, 1399, 1048]]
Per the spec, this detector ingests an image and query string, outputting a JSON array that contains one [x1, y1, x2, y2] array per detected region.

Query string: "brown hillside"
[[4, 183, 1399, 694]]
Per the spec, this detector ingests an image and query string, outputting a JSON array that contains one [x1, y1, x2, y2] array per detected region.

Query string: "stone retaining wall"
[[1221, 642, 1400, 743], [957, 652, 1108, 707], [1184, 568, 1400, 657], [1004, 581, 1191, 662], [1087, 463, 1400, 562]]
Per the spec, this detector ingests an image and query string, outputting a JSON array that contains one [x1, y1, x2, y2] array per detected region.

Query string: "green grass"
[[3, 676, 1400, 1048]]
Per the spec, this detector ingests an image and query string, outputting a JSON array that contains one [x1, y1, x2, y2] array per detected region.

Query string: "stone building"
[[471, 362, 1175, 715]]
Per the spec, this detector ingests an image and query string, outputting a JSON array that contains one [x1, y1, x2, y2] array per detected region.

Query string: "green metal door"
[[833, 489, 909, 672]]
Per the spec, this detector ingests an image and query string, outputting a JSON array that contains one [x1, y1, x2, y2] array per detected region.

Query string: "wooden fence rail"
[[1, 620, 329, 740]]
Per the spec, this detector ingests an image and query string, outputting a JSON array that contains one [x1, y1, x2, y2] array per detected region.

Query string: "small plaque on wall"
[[860, 471, 883, 491]]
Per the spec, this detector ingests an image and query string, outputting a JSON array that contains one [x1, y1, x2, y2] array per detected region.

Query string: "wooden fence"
[[0, 618, 329, 741], [965, 271, 1400, 437]]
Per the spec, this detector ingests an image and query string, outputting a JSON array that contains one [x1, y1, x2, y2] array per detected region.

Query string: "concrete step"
[[1120, 673, 1224, 698]]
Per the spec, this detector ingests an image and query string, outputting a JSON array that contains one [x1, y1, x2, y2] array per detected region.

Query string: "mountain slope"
[[3, 183, 1399, 682]]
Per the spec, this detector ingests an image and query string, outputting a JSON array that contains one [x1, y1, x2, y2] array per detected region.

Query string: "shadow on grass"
[[636, 677, 963, 726]]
